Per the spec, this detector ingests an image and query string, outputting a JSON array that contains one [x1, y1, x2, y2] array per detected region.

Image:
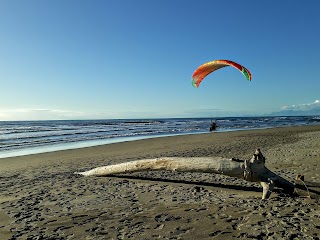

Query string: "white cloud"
[[0, 109, 89, 121], [281, 99, 320, 111], [0, 108, 177, 120]]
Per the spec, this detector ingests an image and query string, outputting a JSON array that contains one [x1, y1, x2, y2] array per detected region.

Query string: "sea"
[[1, 116, 320, 158]]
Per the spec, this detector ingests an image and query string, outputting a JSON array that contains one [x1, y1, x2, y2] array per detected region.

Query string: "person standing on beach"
[[210, 120, 217, 132]]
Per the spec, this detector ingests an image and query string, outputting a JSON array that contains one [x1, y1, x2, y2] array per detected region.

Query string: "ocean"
[[1, 116, 320, 158]]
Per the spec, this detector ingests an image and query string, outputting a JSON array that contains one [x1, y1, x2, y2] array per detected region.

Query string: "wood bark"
[[75, 149, 296, 199]]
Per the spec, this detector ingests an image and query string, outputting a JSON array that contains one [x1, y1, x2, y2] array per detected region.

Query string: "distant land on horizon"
[[267, 108, 320, 117]]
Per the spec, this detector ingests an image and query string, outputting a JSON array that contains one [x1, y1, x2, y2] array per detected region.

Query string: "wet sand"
[[1, 125, 320, 239]]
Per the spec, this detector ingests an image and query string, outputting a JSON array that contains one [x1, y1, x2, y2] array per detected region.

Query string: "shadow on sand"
[[107, 174, 264, 194], [105, 175, 320, 198]]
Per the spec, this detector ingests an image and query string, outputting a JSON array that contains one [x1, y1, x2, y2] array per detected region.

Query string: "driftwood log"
[[75, 149, 296, 199]]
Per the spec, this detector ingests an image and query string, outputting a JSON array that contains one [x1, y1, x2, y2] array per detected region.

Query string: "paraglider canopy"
[[192, 60, 252, 88]]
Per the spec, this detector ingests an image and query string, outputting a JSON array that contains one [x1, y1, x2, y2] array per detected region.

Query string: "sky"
[[1, 0, 320, 120]]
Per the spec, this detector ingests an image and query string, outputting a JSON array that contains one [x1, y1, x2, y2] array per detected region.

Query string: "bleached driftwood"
[[75, 149, 295, 199]]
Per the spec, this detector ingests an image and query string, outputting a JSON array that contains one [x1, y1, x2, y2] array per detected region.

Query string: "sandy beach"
[[1, 125, 320, 239]]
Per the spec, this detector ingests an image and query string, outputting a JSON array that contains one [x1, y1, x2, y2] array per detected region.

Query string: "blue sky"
[[1, 0, 320, 120]]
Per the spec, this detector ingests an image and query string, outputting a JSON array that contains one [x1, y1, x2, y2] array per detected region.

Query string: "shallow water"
[[0, 116, 319, 158]]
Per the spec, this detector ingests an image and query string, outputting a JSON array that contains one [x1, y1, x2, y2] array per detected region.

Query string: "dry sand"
[[0, 125, 320, 239]]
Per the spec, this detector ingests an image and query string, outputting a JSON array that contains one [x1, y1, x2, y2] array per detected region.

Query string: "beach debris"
[[296, 174, 304, 181], [191, 59, 252, 88], [294, 175, 319, 199], [75, 149, 298, 199]]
